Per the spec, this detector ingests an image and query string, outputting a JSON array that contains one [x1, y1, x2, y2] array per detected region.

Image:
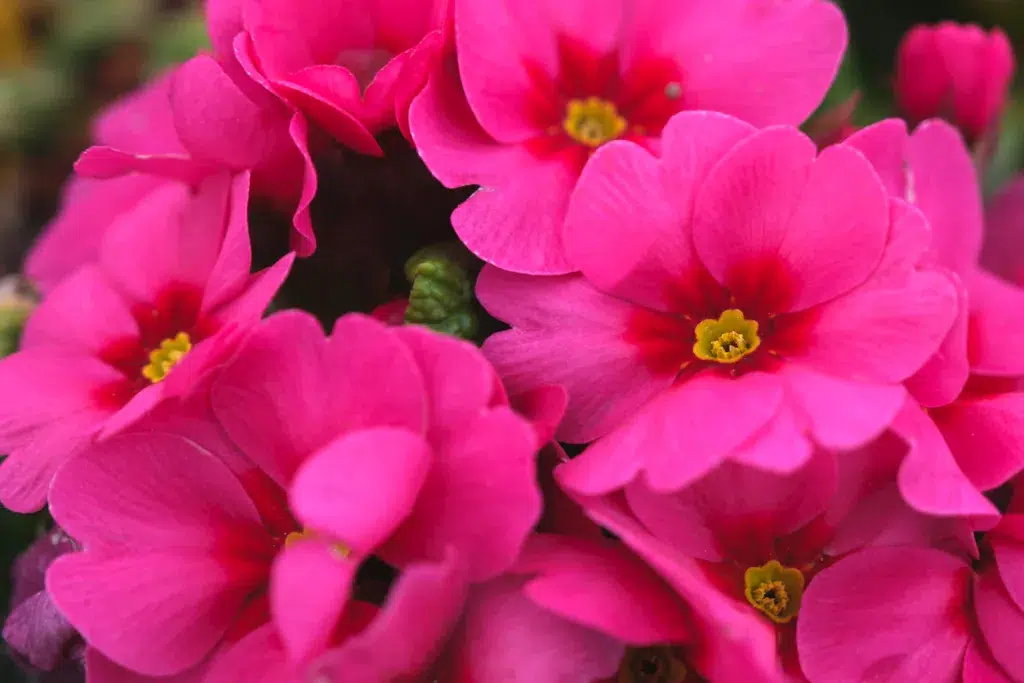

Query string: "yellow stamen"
[[617, 646, 688, 683], [563, 97, 628, 148], [744, 560, 805, 624], [141, 332, 192, 383], [284, 529, 351, 560], [692, 309, 760, 364]]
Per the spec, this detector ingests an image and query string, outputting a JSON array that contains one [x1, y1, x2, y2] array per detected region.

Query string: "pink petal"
[[207, 252, 295, 328], [270, 540, 359, 664], [692, 127, 889, 313], [623, 0, 847, 127], [967, 269, 1024, 377], [48, 432, 265, 550], [993, 536, 1024, 613], [905, 272, 970, 407], [974, 567, 1024, 681], [558, 370, 784, 495], [872, 200, 933, 286], [963, 640, 1015, 683], [478, 268, 678, 443], [199, 173, 257, 313], [727, 399, 814, 474], [893, 400, 999, 520], [933, 392, 1024, 491], [908, 119, 984, 276], [797, 547, 971, 683], [784, 269, 958, 384], [290, 427, 432, 555], [48, 550, 263, 676], [2, 592, 78, 671], [86, 647, 211, 683], [582, 494, 785, 683], [780, 362, 906, 449], [843, 119, 910, 198], [982, 176, 1024, 285], [438, 576, 622, 683], [73, 145, 218, 185], [201, 625, 298, 683], [311, 550, 468, 683], [509, 384, 568, 445], [20, 266, 137, 353], [382, 407, 541, 581], [625, 450, 837, 564], [517, 535, 692, 646]]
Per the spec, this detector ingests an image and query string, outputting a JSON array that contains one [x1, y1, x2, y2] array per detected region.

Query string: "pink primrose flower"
[[45, 311, 543, 681], [0, 173, 293, 512], [896, 22, 1015, 144], [479, 112, 958, 494], [409, 0, 848, 274]]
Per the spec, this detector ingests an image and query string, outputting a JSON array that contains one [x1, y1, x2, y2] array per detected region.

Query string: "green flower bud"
[[403, 245, 478, 340]]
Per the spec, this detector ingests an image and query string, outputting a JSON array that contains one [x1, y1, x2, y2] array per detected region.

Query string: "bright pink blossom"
[[797, 485, 1024, 683], [438, 534, 702, 683], [0, 173, 293, 512], [560, 438, 975, 680], [896, 22, 1015, 144], [479, 112, 958, 493], [409, 0, 848, 274], [982, 175, 1024, 287], [46, 311, 543, 681], [846, 118, 1024, 515]]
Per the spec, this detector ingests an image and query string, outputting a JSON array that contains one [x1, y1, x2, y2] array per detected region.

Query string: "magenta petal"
[[974, 568, 1024, 681], [383, 407, 540, 580], [86, 647, 211, 683], [311, 550, 468, 683], [797, 547, 971, 683], [559, 370, 783, 495], [274, 66, 382, 155], [933, 392, 1024, 491], [727, 400, 813, 474], [963, 640, 1014, 683], [893, 400, 999, 520], [48, 432, 265, 549], [906, 272, 970, 407], [843, 118, 910, 198], [908, 119, 983, 276], [47, 550, 261, 676], [73, 145, 217, 184], [270, 540, 358, 664], [440, 575, 622, 683], [201, 625, 297, 683], [790, 269, 958, 383], [781, 362, 906, 449], [692, 127, 889, 312], [967, 269, 1024, 376], [994, 536, 1024, 613], [2, 591, 77, 671], [290, 428, 432, 555], [20, 266, 137, 353], [478, 269, 675, 443], [982, 176, 1024, 285]]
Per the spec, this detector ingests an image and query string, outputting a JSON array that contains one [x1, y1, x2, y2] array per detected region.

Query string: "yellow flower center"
[[617, 646, 688, 683], [141, 332, 192, 383], [284, 529, 351, 560], [744, 560, 805, 624], [563, 97, 628, 148], [693, 309, 760, 364]]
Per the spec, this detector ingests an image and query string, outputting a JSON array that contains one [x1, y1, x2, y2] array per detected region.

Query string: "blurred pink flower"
[[409, 0, 848, 274], [479, 112, 958, 494], [895, 22, 1015, 144], [0, 174, 292, 512]]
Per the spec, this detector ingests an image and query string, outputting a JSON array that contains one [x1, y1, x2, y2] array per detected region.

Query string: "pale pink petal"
[[310, 550, 468, 683], [478, 268, 679, 443], [781, 362, 906, 449], [974, 568, 1024, 681], [843, 119, 910, 198], [438, 576, 623, 683], [558, 370, 784, 495], [270, 540, 358, 664], [932, 392, 1024, 491], [622, 0, 847, 127], [48, 432, 265, 549], [290, 428, 433, 555], [908, 119, 984, 276], [797, 547, 970, 683], [517, 535, 692, 646], [383, 407, 541, 581], [693, 127, 889, 313]]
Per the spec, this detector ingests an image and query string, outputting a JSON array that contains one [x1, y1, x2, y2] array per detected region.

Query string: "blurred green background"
[[0, 0, 1022, 679]]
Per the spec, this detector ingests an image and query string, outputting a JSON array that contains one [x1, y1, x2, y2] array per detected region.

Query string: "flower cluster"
[[2, 1, 1024, 682]]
